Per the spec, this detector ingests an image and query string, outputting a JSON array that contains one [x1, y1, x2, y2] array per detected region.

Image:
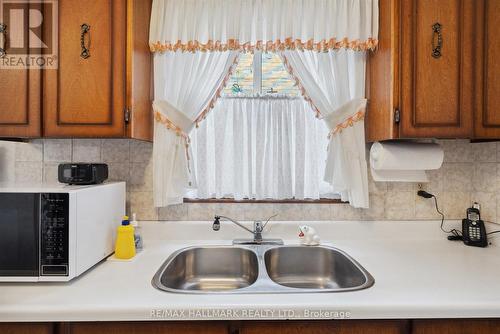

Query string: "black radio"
[[58, 163, 108, 185]]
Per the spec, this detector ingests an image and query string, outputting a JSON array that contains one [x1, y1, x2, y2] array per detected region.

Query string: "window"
[[187, 52, 335, 202], [223, 52, 300, 96]]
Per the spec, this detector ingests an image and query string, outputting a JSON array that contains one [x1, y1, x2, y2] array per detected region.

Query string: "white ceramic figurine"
[[298, 225, 320, 246]]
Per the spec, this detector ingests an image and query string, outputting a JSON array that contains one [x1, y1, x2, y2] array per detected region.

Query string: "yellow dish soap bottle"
[[114, 216, 136, 259]]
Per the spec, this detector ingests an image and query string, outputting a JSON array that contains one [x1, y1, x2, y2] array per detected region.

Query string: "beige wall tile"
[[158, 204, 189, 221], [130, 140, 153, 163], [441, 139, 472, 163], [472, 163, 497, 192], [363, 194, 385, 220], [72, 139, 102, 162], [384, 191, 415, 220], [442, 192, 470, 220], [102, 139, 130, 162], [442, 163, 473, 192], [472, 142, 496, 162], [7, 138, 500, 222], [15, 161, 43, 183], [424, 167, 444, 193], [0, 141, 16, 182], [241, 204, 277, 221], [293, 204, 332, 221], [15, 140, 43, 162], [43, 139, 72, 162], [387, 182, 417, 192], [43, 162, 60, 184], [470, 192, 496, 222], [415, 192, 442, 219], [187, 203, 218, 221], [367, 171, 388, 194], [130, 191, 158, 220], [129, 161, 153, 192], [213, 203, 247, 220], [332, 203, 364, 220], [107, 163, 130, 184]]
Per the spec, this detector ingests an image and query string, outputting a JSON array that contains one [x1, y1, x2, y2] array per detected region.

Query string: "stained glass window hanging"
[[223, 52, 300, 96]]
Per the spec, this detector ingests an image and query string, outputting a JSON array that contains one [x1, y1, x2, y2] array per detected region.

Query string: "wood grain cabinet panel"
[[366, 0, 475, 141], [239, 320, 409, 334], [43, 0, 126, 137], [0, 1, 42, 138], [413, 319, 500, 334], [474, 0, 500, 139], [0, 323, 54, 334], [0, 68, 41, 137], [65, 321, 229, 334], [400, 0, 474, 138]]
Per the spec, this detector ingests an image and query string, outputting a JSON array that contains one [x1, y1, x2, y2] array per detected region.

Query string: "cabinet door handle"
[[0, 23, 6, 58], [80, 23, 90, 59], [431, 22, 442, 59]]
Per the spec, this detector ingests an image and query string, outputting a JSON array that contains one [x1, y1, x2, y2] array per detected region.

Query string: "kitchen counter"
[[1, 220, 500, 322]]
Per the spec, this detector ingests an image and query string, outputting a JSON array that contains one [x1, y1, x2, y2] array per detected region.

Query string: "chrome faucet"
[[212, 215, 283, 245]]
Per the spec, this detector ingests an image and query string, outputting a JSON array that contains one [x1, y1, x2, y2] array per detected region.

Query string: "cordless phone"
[[462, 204, 488, 248]]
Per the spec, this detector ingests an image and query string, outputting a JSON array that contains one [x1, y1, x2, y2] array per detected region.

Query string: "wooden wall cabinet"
[[0, 2, 42, 137], [0, 0, 152, 141], [367, 0, 498, 141], [474, 0, 500, 139]]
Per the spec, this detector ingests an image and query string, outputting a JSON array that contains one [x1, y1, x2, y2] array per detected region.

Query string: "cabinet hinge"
[[124, 108, 130, 124], [394, 109, 400, 124]]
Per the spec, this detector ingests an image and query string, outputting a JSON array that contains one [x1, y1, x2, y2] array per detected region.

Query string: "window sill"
[[183, 198, 346, 204]]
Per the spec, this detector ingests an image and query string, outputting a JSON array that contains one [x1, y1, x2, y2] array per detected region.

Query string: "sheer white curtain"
[[153, 51, 238, 206], [149, 0, 379, 207], [187, 97, 335, 200], [281, 49, 369, 208], [150, 0, 379, 52]]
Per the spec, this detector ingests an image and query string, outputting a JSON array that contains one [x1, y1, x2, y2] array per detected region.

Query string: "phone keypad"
[[468, 225, 481, 240]]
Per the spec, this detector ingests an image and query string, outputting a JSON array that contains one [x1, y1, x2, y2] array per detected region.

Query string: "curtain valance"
[[149, 0, 379, 53]]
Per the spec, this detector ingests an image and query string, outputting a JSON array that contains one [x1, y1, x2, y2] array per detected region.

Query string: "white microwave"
[[0, 182, 125, 282]]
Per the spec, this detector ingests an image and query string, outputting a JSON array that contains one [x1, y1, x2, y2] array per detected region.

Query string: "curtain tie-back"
[[323, 98, 367, 138], [153, 100, 194, 165]]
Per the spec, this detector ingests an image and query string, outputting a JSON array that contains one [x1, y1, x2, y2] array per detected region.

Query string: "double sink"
[[152, 244, 374, 294]]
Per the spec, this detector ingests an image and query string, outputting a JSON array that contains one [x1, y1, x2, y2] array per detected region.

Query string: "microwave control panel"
[[40, 193, 69, 276]]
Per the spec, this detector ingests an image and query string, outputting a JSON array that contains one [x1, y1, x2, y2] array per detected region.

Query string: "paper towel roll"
[[370, 142, 444, 171]]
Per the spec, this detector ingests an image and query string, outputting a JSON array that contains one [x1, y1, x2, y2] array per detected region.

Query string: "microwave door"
[[0, 193, 40, 277]]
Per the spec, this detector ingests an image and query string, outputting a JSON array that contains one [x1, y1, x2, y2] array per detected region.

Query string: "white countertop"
[[1, 220, 500, 322]]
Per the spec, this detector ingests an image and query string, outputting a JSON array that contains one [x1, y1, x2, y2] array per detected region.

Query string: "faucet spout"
[[213, 215, 255, 235], [212, 214, 283, 245]]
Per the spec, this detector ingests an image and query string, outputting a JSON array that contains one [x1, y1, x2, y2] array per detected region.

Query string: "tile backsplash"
[[1, 139, 499, 223]]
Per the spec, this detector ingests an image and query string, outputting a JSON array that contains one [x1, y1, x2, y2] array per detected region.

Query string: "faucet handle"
[[261, 213, 278, 229], [253, 220, 263, 232]]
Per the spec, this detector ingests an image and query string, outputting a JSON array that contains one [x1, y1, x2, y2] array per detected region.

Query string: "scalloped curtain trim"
[[154, 110, 190, 143], [280, 53, 323, 118], [150, 38, 379, 53], [328, 109, 366, 138], [193, 53, 241, 126]]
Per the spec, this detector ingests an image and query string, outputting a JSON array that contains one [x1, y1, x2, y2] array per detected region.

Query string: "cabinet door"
[[66, 321, 229, 334], [474, 0, 500, 139], [240, 320, 409, 334], [0, 2, 41, 138], [43, 0, 126, 137], [400, 0, 474, 138], [413, 319, 500, 334], [0, 323, 54, 334]]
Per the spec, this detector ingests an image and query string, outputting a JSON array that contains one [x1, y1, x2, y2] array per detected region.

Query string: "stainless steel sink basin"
[[264, 246, 370, 290], [153, 246, 258, 292], [153, 245, 374, 294]]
